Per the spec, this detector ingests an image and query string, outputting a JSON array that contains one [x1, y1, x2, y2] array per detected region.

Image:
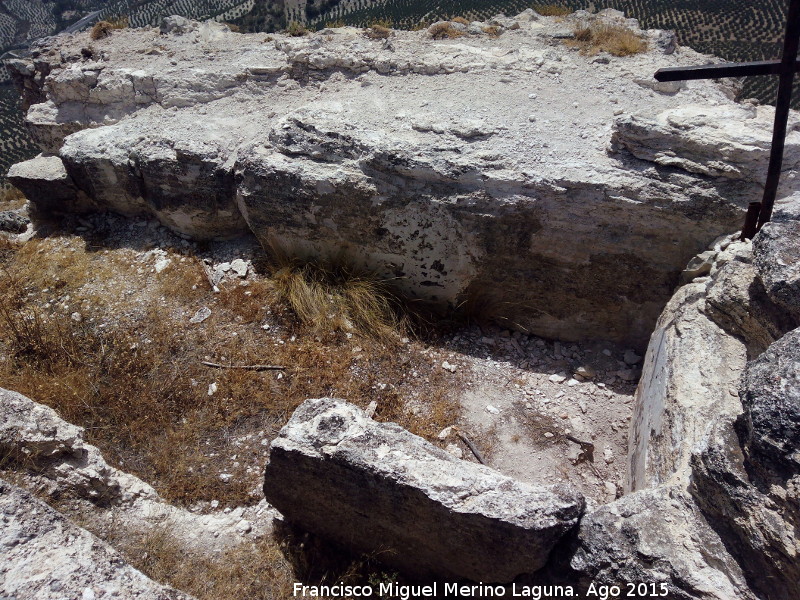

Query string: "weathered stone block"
[[263, 398, 584, 582], [566, 487, 755, 599], [7, 154, 93, 213], [0, 479, 195, 600]]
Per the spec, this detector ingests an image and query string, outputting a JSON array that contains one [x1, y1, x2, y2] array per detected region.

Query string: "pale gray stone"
[[565, 487, 756, 600], [263, 398, 584, 582], [753, 194, 800, 319], [7, 154, 92, 214], [5, 16, 765, 349], [0, 210, 29, 233], [0, 387, 275, 550], [0, 479, 195, 600], [612, 105, 800, 195]]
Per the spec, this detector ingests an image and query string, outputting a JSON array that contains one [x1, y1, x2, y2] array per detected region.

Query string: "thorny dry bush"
[[533, 4, 572, 17], [428, 21, 466, 40], [364, 19, 393, 39]]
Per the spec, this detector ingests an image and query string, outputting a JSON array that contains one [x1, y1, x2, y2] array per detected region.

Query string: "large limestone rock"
[[0, 387, 160, 503], [564, 486, 755, 599], [611, 104, 800, 194], [691, 326, 800, 600], [626, 253, 747, 491], [739, 327, 800, 477], [690, 415, 799, 600], [627, 238, 795, 491], [262, 397, 584, 582], [622, 206, 800, 599], [6, 11, 775, 348], [753, 195, 800, 320], [0, 479, 194, 600], [7, 153, 93, 214]]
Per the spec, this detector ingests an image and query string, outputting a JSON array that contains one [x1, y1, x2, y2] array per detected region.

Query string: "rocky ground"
[[3, 205, 635, 508], [0, 203, 637, 597], [4, 8, 799, 600]]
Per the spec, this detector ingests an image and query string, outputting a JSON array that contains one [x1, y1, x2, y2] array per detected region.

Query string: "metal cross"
[[653, 0, 800, 239]]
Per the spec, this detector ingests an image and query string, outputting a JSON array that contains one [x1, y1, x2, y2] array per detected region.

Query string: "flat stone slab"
[[263, 398, 584, 582]]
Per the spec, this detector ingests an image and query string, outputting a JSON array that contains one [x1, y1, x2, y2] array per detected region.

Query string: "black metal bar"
[[758, 0, 800, 229], [741, 202, 762, 240], [655, 60, 792, 82]]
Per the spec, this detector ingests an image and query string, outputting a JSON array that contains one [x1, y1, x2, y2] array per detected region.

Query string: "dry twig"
[[200, 361, 285, 371], [453, 427, 486, 464]]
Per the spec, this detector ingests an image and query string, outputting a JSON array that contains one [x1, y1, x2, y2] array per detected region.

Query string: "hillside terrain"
[[2, 9, 800, 599]]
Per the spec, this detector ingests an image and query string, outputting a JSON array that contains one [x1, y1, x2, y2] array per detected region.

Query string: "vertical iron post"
[[758, 0, 800, 230]]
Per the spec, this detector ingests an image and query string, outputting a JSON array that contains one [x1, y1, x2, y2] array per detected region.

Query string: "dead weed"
[[0, 234, 461, 507], [567, 21, 648, 56]]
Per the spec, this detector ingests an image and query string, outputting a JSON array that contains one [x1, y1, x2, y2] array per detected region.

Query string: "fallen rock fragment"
[[0, 210, 29, 233], [7, 154, 92, 214], [189, 306, 211, 323], [263, 398, 584, 582]]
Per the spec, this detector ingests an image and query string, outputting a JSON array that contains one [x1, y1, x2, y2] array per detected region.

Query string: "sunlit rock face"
[[7, 10, 787, 348]]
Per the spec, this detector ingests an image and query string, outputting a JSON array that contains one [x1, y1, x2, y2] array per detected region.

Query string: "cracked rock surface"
[[0, 479, 195, 600], [263, 397, 584, 583], [6, 9, 787, 349]]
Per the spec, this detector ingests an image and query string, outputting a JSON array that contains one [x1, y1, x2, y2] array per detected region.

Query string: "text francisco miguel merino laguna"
[[293, 582, 581, 599]]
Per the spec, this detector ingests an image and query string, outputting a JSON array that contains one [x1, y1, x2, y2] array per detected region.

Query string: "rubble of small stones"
[[6, 9, 787, 349]]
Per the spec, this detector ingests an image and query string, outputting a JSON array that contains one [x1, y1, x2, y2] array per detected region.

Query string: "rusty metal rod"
[[758, 0, 800, 229]]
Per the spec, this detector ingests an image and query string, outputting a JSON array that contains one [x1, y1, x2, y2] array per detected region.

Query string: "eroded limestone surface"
[[263, 397, 584, 583], [7, 10, 790, 348], [620, 198, 800, 598], [0, 479, 195, 600]]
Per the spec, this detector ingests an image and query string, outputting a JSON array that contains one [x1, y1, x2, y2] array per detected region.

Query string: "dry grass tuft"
[[0, 186, 26, 211], [567, 21, 648, 56], [534, 4, 572, 17], [364, 23, 392, 39], [90, 18, 127, 40], [428, 22, 465, 40], [451, 16, 470, 25], [269, 259, 408, 343], [482, 25, 501, 37], [287, 21, 308, 36]]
